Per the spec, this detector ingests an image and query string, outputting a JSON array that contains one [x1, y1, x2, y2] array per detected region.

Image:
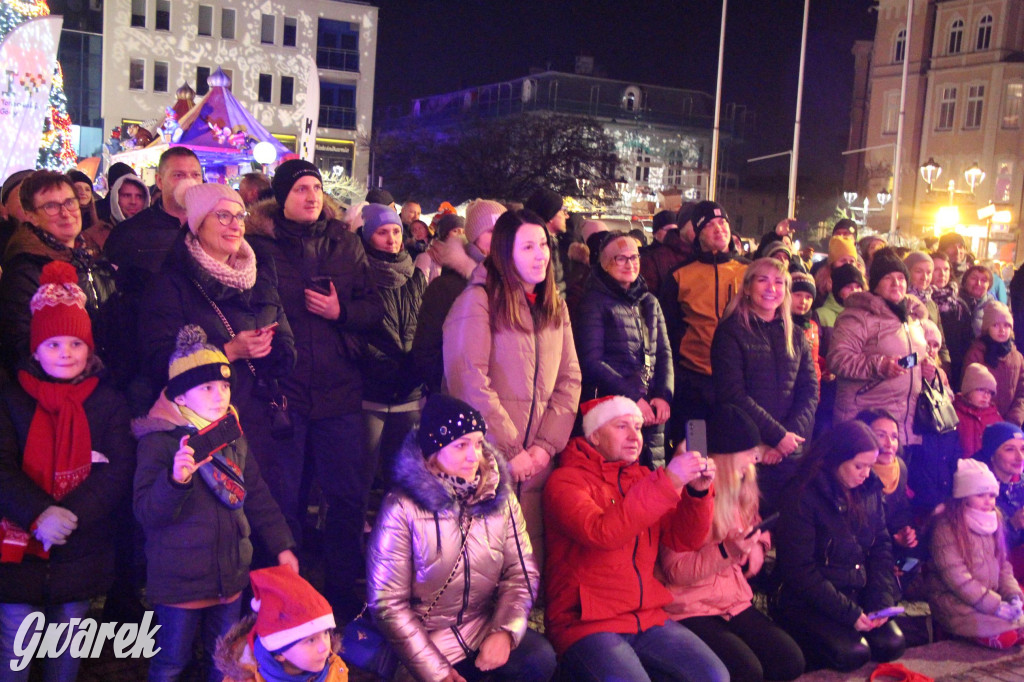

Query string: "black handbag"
[[914, 375, 959, 435]]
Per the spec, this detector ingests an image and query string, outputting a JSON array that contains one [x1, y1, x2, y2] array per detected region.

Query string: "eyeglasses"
[[613, 254, 641, 266], [212, 210, 248, 226], [35, 198, 80, 216]]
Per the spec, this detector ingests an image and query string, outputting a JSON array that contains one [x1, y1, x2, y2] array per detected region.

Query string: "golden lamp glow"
[[936, 206, 960, 228], [994, 210, 1013, 223]]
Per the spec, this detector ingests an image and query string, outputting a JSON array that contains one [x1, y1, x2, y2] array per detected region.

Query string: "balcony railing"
[[320, 105, 356, 130], [316, 47, 359, 72]]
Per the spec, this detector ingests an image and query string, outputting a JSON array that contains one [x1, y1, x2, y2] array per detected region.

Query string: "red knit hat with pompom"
[[29, 261, 93, 352]]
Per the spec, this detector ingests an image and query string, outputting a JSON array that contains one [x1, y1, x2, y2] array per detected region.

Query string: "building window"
[[937, 86, 957, 130], [965, 84, 985, 129], [882, 91, 900, 134], [258, 74, 273, 103], [284, 17, 297, 47], [319, 82, 356, 129], [948, 19, 964, 54], [155, 0, 170, 30], [281, 76, 294, 105], [129, 58, 145, 90], [131, 0, 145, 28], [197, 5, 212, 36], [317, 19, 359, 72], [153, 61, 168, 92], [893, 29, 906, 63], [977, 14, 992, 50], [221, 9, 235, 39], [634, 150, 652, 183], [196, 66, 210, 96], [1003, 83, 1022, 128], [261, 14, 275, 44]]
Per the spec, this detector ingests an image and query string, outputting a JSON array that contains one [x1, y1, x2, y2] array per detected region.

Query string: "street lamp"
[[843, 191, 858, 206], [876, 190, 891, 207], [919, 157, 942, 190], [964, 162, 986, 192]]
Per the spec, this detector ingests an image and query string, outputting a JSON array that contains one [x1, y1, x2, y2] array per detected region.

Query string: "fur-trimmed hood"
[[244, 194, 344, 240], [213, 612, 344, 682], [131, 390, 190, 439], [390, 430, 512, 517]]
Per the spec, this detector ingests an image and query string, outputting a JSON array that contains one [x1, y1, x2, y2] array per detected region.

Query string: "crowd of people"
[[4, 149, 1024, 682]]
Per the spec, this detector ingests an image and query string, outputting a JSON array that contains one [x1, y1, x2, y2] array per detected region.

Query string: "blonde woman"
[[710, 257, 818, 514], [659, 405, 805, 682]]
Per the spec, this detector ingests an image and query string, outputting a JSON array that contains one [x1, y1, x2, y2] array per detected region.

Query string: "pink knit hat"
[[181, 182, 245, 234]]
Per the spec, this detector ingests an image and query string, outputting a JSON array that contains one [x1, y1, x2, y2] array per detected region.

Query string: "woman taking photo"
[[367, 395, 555, 682], [574, 232, 673, 468], [443, 209, 581, 565], [140, 183, 295, 472], [711, 257, 818, 514], [829, 248, 930, 448], [773, 420, 906, 672]]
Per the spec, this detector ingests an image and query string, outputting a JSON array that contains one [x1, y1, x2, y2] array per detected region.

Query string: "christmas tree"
[[1, 0, 77, 170]]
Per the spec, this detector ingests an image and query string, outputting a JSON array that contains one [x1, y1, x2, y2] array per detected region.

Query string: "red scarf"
[[0, 371, 98, 562]]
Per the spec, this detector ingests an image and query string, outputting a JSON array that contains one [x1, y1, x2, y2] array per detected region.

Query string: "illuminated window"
[[965, 84, 985, 129], [948, 19, 964, 54], [1003, 83, 1022, 128], [221, 9, 235, 40], [977, 14, 992, 50], [883, 92, 900, 134], [936, 86, 957, 130]]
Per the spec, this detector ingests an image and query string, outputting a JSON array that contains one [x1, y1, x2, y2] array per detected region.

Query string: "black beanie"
[[435, 213, 466, 242], [832, 218, 857, 236], [691, 200, 728, 237], [106, 162, 135, 186], [271, 159, 321, 206], [524, 188, 563, 222], [868, 247, 910, 292], [707, 404, 761, 454], [831, 263, 865, 303], [652, 209, 676, 233], [365, 188, 395, 206], [417, 395, 486, 457], [791, 272, 816, 299], [66, 170, 93, 187]]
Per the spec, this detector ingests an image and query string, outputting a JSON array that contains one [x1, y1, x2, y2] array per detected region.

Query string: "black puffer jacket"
[[775, 471, 898, 627], [138, 231, 296, 430], [362, 249, 427, 404], [0, 374, 135, 605], [412, 267, 470, 395], [0, 225, 122, 377], [132, 399, 294, 605], [245, 199, 383, 418], [573, 268, 673, 403], [711, 312, 818, 448]]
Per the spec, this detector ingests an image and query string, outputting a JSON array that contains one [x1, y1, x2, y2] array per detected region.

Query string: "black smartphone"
[[897, 352, 918, 369], [745, 512, 780, 539], [686, 419, 708, 459], [307, 276, 331, 296], [186, 411, 243, 461]]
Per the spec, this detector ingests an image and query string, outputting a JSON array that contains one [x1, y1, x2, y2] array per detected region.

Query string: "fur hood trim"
[[131, 391, 190, 438], [244, 194, 343, 240], [842, 291, 927, 321], [213, 612, 342, 681], [390, 430, 512, 515]]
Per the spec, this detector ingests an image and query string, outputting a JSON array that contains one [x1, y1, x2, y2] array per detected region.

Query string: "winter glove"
[[1008, 597, 1024, 621], [995, 601, 1022, 622], [32, 506, 79, 551]]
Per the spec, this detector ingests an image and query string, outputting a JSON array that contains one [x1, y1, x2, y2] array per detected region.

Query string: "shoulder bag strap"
[[190, 277, 258, 378]]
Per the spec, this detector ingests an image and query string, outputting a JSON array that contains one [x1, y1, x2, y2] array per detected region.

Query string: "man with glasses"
[[0, 171, 120, 375]]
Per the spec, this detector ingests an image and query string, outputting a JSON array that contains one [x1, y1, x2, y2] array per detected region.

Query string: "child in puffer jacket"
[[962, 302, 1024, 426], [927, 459, 1024, 649], [955, 363, 1002, 458]]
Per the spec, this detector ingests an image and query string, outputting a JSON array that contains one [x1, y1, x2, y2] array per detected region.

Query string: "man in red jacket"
[[543, 396, 729, 681]]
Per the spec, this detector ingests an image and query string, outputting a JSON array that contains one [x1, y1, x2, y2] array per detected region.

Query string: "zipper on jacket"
[[903, 321, 914, 439], [714, 261, 721, 319], [457, 517, 470, 625], [618, 468, 644, 628]]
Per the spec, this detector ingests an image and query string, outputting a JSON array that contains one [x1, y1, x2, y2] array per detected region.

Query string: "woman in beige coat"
[[829, 248, 932, 447], [443, 209, 581, 565], [366, 395, 554, 682]]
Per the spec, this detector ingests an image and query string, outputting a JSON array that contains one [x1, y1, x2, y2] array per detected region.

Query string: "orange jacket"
[[542, 437, 713, 654]]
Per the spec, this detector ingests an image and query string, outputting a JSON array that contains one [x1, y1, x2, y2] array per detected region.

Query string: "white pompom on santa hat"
[[248, 565, 336, 652], [581, 395, 643, 438]]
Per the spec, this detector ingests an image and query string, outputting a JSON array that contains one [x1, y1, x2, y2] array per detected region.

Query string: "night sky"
[[372, 0, 878, 200]]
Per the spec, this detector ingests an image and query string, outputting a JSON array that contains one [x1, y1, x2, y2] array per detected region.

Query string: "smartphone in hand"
[[865, 606, 905, 620], [744, 512, 780, 539], [186, 411, 243, 461]]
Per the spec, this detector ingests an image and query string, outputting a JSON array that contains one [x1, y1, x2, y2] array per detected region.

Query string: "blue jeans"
[[259, 411, 370, 622], [452, 629, 557, 682], [149, 601, 241, 682], [0, 601, 91, 682], [559, 620, 730, 682]]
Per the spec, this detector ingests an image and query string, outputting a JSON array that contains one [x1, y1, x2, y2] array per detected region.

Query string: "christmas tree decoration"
[[1, 0, 77, 171]]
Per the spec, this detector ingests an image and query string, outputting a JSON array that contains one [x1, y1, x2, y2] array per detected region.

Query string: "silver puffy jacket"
[[366, 435, 538, 682]]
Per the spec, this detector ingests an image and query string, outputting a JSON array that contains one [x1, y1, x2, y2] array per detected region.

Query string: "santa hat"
[[581, 396, 642, 438], [952, 458, 999, 499], [249, 565, 335, 653], [30, 261, 93, 352]]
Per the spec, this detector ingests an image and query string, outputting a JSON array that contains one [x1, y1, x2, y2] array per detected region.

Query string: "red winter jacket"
[[953, 393, 1002, 458], [542, 437, 713, 654]]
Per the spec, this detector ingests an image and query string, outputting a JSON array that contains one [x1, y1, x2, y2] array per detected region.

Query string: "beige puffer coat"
[[927, 515, 1024, 638], [366, 437, 538, 682], [828, 291, 929, 445]]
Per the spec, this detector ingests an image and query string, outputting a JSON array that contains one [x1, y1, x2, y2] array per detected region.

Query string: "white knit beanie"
[[952, 458, 999, 498]]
